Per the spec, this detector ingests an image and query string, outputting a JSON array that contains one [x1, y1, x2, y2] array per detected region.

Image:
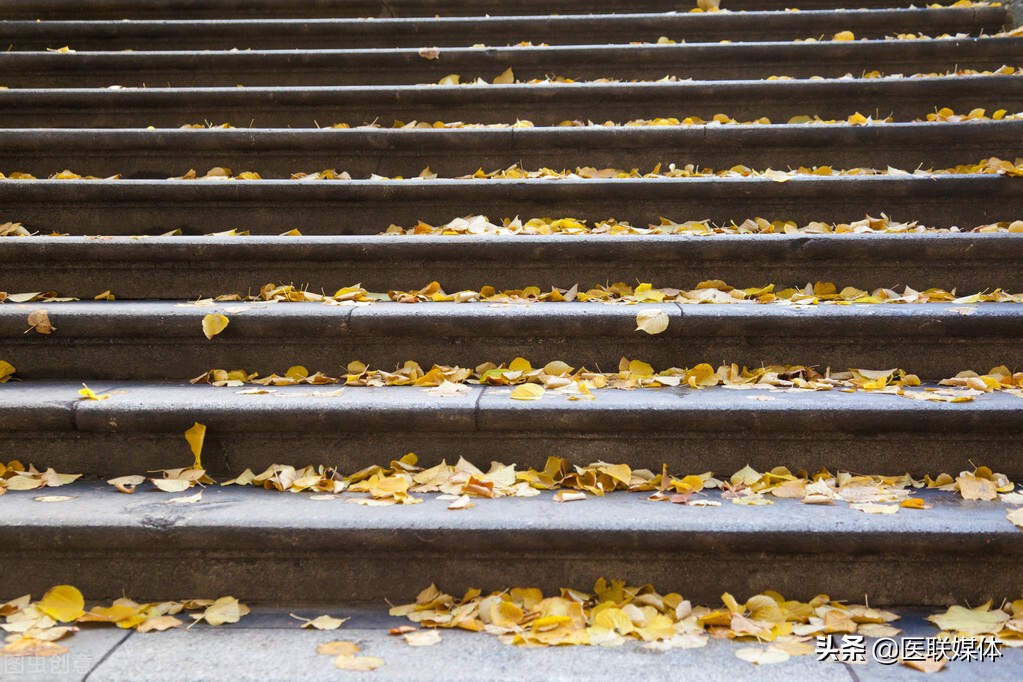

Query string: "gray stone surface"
[[5, 230, 1023, 297], [0, 628, 129, 682], [1, 485, 1019, 604], [3, 607, 1018, 682], [3, 300, 1022, 379], [2, 381, 1022, 476]]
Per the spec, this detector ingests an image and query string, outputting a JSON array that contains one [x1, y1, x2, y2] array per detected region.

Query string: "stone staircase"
[[1, 0, 1022, 620]]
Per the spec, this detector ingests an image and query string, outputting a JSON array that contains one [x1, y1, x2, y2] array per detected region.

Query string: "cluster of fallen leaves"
[[107, 422, 212, 498], [172, 107, 1022, 132], [928, 600, 1023, 650], [1, 585, 248, 657], [390, 579, 900, 657], [172, 280, 1023, 310], [215, 456, 1023, 515], [427, 65, 1020, 87], [0, 460, 80, 497], [192, 359, 1023, 404], [7, 157, 1021, 183], [384, 214, 1023, 235]]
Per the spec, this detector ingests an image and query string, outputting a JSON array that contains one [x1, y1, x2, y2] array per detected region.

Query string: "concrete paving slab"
[[0, 628, 129, 682]]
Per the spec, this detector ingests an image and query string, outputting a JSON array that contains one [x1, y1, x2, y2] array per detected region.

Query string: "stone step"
[[2, 302, 1021, 380], [16, 605, 1020, 681], [0, 0, 973, 21], [0, 8, 1003, 51], [3, 122, 1021, 179], [1, 176, 1020, 234], [6, 233, 1022, 297], [4, 381, 1022, 478], [6, 39, 1020, 88], [1, 479, 1018, 604], [3, 77, 1020, 128]]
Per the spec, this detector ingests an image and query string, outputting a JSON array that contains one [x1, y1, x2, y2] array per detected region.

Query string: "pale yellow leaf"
[[335, 655, 385, 671], [403, 629, 442, 646], [510, 384, 544, 401], [635, 309, 670, 335], [202, 313, 230, 339]]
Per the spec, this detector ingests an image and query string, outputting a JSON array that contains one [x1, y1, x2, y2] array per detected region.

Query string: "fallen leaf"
[[202, 313, 230, 339], [151, 478, 192, 493], [0, 360, 14, 383], [137, 615, 183, 633], [389, 626, 417, 635], [318, 641, 360, 656], [404, 629, 442, 646], [493, 67, 515, 84], [0, 638, 68, 657], [164, 491, 203, 504], [553, 490, 587, 503], [26, 310, 54, 334], [37, 585, 84, 622], [292, 614, 349, 630], [78, 384, 110, 401], [34, 496, 74, 503], [447, 495, 475, 510], [1008, 507, 1023, 530], [335, 655, 385, 671], [902, 658, 947, 673], [184, 422, 207, 469], [191, 596, 249, 626], [108, 474, 146, 494], [418, 46, 440, 60], [850, 503, 899, 515], [927, 603, 1009, 635], [510, 384, 545, 401], [636, 309, 670, 335]]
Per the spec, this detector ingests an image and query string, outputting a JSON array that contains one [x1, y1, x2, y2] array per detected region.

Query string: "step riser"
[[0, 0, 962, 21], [0, 10, 1003, 50], [4, 547, 1019, 606], [5, 422, 1022, 480], [7, 235, 1023, 296], [6, 40, 1020, 87], [0, 177, 1019, 233], [4, 78, 1020, 128], [4, 123, 1023, 178], [2, 304, 1021, 380]]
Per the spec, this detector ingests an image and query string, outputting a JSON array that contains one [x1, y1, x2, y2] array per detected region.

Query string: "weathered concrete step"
[[1, 480, 1019, 604], [6, 233, 1023, 297], [2, 302, 1021, 380], [4, 77, 1021, 129], [4, 381, 1023, 477], [0, 0, 976, 21], [30, 606, 1023, 682], [4, 122, 1020, 179], [1, 176, 1020, 234], [0, 9, 1003, 51], [6, 40, 1020, 88]]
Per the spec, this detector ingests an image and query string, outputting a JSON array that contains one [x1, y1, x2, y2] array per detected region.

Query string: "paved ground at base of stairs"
[[1, 607, 1019, 681]]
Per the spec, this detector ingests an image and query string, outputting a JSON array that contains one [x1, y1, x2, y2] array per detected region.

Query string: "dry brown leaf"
[[26, 310, 54, 334]]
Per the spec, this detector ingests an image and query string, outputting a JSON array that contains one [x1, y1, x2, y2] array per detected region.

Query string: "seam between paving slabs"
[[81, 629, 132, 682]]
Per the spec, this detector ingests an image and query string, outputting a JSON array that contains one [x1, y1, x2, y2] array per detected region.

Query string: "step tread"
[[3, 380, 1021, 434], [63, 606, 1023, 682], [2, 483, 1017, 549]]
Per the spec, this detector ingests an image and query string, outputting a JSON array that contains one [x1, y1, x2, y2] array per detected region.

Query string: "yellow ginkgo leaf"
[[635, 309, 670, 335], [151, 478, 192, 493], [202, 313, 229, 339], [510, 384, 544, 401], [833, 30, 855, 41], [493, 67, 515, 84], [78, 384, 110, 401], [0, 360, 17, 383], [185, 422, 206, 469], [927, 603, 1009, 635], [335, 655, 385, 671], [37, 585, 85, 622]]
